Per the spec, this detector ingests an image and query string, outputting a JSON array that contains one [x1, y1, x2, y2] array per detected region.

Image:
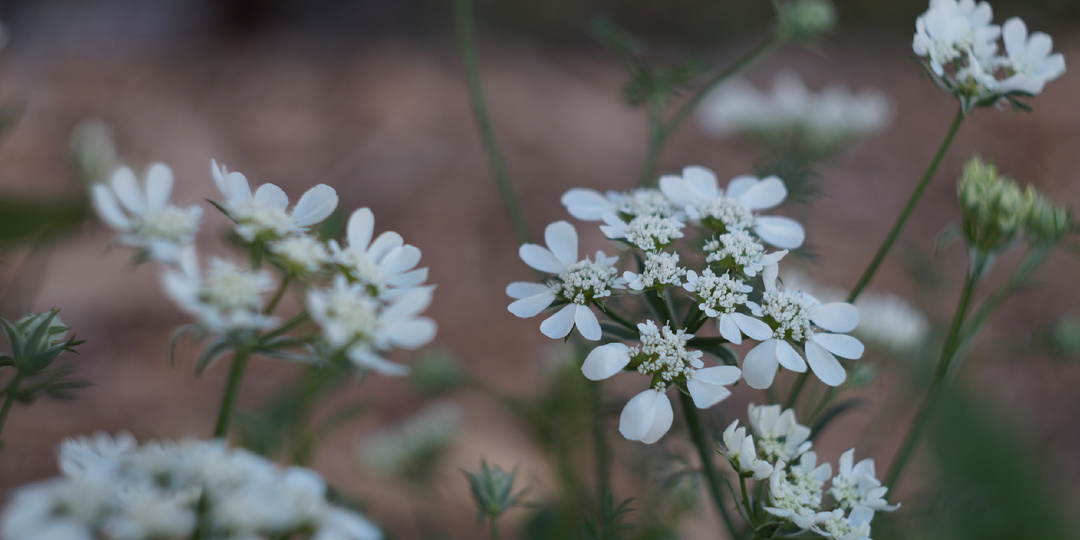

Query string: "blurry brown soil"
[[1, 25, 1079, 539]]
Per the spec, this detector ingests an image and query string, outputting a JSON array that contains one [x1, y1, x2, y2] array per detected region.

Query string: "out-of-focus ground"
[[1, 2, 1080, 538]]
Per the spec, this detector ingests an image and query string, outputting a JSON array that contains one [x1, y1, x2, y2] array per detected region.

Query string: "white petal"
[[775, 340, 807, 372], [390, 268, 428, 288], [380, 245, 421, 275], [110, 166, 146, 214], [254, 183, 289, 211], [804, 339, 846, 387], [224, 172, 253, 206], [742, 339, 779, 389], [210, 159, 229, 196], [544, 221, 579, 266], [506, 281, 551, 299], [811, 302, 859, 332], [574, 305, 602, 341], [718, 314, 743, 344], [350, 349, 410, 376], [91, 184, 130, 228], [540, 304, 577, 339], [581, 343, 631, 380], [737, 175, 787, 211], [561, 188, 612, 221], [382, 287, 433, 320], [315, 508, 383, 540], [347, 208, 375, 252], [681, 166, 720, 199], [292, 184, 338, 226], [659, 176, 699, 207], [386, 319, 437, 349], [724, 175, 758, 200], [507, 290, 556, 318], [619, 389, 673, 444], [519, 244, 565, 274], [368, 232, 404, 261], [732, 313, 773, 341], [810, 333, 864, 360], [688, 366, 741, 408], [1002, 17, 1026, 58], [753, 216, 805, 249], [144, 163, 174, 210]]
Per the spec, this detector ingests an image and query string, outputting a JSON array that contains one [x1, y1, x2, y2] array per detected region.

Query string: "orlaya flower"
[[210, 160, 338, 242], [828, 449, 899, 513], [561, 187, 679, 221], [506, 221, 623, 341], [91, 163, 201, 263], [329, 208, 428, 299], [683, 267, 772, 344], [161, 247, 277, 331], [997, 17, 1066, 95], [742, 276, 864, 389], [659, 166, 805, 249]]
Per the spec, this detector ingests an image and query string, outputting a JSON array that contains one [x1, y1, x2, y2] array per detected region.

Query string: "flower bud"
[[776, 0, 837, 41], [1024, 188, 1072, 243], [464, 461, 526, 522], [956, 157, 1029, 254]]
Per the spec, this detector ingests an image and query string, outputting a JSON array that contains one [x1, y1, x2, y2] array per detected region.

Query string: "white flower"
[[1, 477, 112, 540], [623, 251, 686, 291], [997, 17, 1066, 95], [813, 507, 874, 540], [600, 213, 685, 252], [59, 432, 137, 479], [683, 268, 772, 344], [104, 490, 195, 540], [912, 0, 999, 77], [746, 404, 812, 463], [705, 229, 787, 279], [743, 277, 864, 389], [852, 290, 929, 354], [618, 388, 673, 444], [719, 421, 773, 479], [307, 276, 437, 376], [561, 187, 678, 221], [507, 221, 623, 341], [659, 166, 805, 249], [270, 234, 330, 274], [686, 365, 742, 408], [211, 159, 338, 242], [764, 453, 832, 531], [829, 449, 899, 513], [91, 163, 202, 262], [330, 208, 429, 299], [315, 508, 383, 540], [161, 248, 278, 331]]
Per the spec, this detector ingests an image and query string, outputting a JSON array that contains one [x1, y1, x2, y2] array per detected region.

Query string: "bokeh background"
[[1, 1, 1080, 538]]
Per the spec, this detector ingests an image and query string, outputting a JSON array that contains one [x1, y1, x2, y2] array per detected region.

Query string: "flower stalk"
[[678, 391, 740, 540], [213, 347, 251, 438]]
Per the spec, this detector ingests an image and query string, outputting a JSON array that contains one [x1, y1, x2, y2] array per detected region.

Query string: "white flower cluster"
[[697, 72, 892, 154], [912, 0, 1065, 110], [719, 405, 898, 538], [507, 164, 865, 443], [1, 432, 381, 540]]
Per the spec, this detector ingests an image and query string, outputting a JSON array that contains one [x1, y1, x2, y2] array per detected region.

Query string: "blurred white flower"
[[764, 452, 832, 531], [331, 208, 429, 299], [829, 449, 899, 513], [161, 248, 277, 331], [996, 17, 1066, 95], [359, 403, 462, 480], [561, 187, 679, 221], [92, 163, 202, 263], [270, 234, 331, 275], [746, 404, 812, 463], [718, 421, 774, 479], [623, 251, 686, 291], [211, 159, 338, 242], [684, 267, 771, 345]]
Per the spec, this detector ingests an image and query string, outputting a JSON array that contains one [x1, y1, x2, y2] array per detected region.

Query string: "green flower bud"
[[776, 0, 837, 41], [1024, 188, 1072, 243], [956, 157, 1030, 254], [464, 460, 527, 522]]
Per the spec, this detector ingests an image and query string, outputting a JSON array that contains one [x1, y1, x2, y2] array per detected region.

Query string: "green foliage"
[[584, 495, 635, 540]]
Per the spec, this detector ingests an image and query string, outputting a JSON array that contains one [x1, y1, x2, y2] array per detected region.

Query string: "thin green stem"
[[596, 301, 638, 331], [213, 348, 251, 439], [638, 99, 664, 186], [883, 257, 981, 490], [739, 475, 755, 527], [588, 380, 612, 505], [847, 108, 966, 303], [264, 274, 292, 315], [455, 0, 532, 245], [489, 516, 500, 540], [679, 392, 740, 540], [0, 373, 24, 446], [638, 36, 781, 188]]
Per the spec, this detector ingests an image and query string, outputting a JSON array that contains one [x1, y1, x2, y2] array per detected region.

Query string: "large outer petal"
[[574, 305, 602, 341], [91, 184, 131, 228], [688, 366, 741, 408], [368, 232, 404, 261], [718, 314, 743, 344], [506, 281, 550, 299], [681, 166, 720, 199], [775, 340, 807, 372], [737, 176, 787, 211], [804, 339, 846, 386], [753, 216, 805, 249], [540, 304, 577, 339], [292, 185, 339, 226], [519, 244, 565, 274], [810, 302, 859, 333], [619, 389, 673, 444], [724, 175, 759, 200], [347, 208, 375, 252], [561, 188, 612, 221], [144, 163, 174, 211], [742, 339, 780, 389], [544, 221, 579, 266], [581, 343, 631, 381], [110, 167, 146, 214], [507, 288, 556, 318], [732, 313, 773, 341], [380, 245, 422, 275], [810, 333, 864, 359], [254, 183, 289, 211]]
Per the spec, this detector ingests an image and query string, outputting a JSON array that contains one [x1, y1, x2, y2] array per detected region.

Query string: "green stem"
[[454, 0, 532, 245], [883, 255, 981, 490], [783, 372, 809, 410], [213, 348, 251, 439], [0, 373, 24, 447], [489, 516, 500, 540], [588, 380, 612, 505], [264, 274, 292, 315], [847, 108, 966, 303], [638, 99, 664, 186], [679, 392, 740, 540], [739, 475, 755, 527], [638, 36, 781, 188], [596, 301, 638, 331]]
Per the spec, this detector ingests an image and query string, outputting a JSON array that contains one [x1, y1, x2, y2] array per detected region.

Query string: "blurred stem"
[[455, 0, 533, 245], [679, 392, 740, 540], [596, 301, 637, 331], [213, 348, 251, 438], [588, 380, 612, 506], [489, 516, 500, 540], [638, 35, 782, 188], [884, 251, 984, 490], [783, 372, 809, 410], [738, 475, 755, 527], [264, 274, 292, 315], [847, 107, 966, 303], [0, 373, 23, 447]]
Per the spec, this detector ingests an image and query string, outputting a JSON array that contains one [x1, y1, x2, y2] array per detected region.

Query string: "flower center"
[[236, 204, 295, 239], [635, 252, 685, 289], [270, 236, 328, 272], [616, 189, 677, 218], [556, 258, 617, 305], [325, 292, 380, 344], [137, 207, 199, 243], [761, 291, 813, 342], [693, 268, 749, 315], [339, 251, 389, 296], [622, 215, 683, 251], [696, 197, 754, 233], [200, 266, 265, 313], [632, 322, 702, 386]]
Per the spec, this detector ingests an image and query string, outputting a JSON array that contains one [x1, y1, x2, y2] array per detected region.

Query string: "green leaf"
[[0, 196, 89, 246], [195, 338, 235, 376]]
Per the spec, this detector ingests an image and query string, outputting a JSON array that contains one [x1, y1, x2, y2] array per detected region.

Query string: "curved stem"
[[0, 373, 23, 447], [847, 108, 966, 303], [679, 392, 740, 540], [454, 0, 533, 245], [884, 257, 981, 490], [213, 348, 251, 439], [264, 274, 292, 315]]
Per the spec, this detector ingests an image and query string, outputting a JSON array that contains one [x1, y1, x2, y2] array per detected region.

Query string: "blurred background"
[[1, 0, 1080, 538]]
